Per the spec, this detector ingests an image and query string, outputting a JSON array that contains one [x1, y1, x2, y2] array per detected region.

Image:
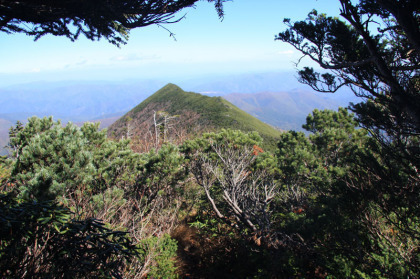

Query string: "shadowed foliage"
[[0, 193, 138, 279], [0, 0, 227, 46]]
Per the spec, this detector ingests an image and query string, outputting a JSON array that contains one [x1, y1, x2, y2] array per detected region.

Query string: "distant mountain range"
[[0, 71, 360, 154], [223, 89, 353, 131], [184, 71, 312, 94], [0, 80, 165, 122]]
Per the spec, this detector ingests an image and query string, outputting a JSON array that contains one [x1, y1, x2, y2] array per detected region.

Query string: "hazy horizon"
[[0, 1, 343, 87]]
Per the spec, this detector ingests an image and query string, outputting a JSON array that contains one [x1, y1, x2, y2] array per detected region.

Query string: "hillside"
[[0, 74, 358, 154], [108, 84, 281, 149]]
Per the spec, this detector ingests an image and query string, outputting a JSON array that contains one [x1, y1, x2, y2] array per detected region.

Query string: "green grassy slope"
[[110, 84, 281, 148]]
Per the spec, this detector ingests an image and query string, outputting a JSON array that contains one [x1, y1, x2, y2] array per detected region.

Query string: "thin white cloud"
[[75, 59, 88, 66], [110, 53, 160, 62], [277, 50, 294, 55], [64, 59, 88, 69]]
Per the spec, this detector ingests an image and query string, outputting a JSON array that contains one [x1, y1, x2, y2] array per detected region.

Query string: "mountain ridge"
[[0, 72, 359, 154], [108, 84, 282, 149]]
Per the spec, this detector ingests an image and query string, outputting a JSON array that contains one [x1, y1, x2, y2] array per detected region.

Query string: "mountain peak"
[[159, 83, 183, 92], [108, 84, 281, 150], [151, 83, 186, 98]]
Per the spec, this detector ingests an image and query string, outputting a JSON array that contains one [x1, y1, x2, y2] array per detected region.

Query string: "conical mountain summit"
[[108, 84, 281, 148]]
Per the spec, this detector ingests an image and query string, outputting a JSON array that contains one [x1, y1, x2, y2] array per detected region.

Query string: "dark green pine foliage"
[[276, 0, 419, 276], [0, 0, 226, 46], [275, 108, 418, 277], [5, 117, 183, 278], [276, 108, 371, 275], [81, 122, 140, 192], [135, 143, 186, 204], [9, 117, 95, 200], [8, 117, 140, 201]]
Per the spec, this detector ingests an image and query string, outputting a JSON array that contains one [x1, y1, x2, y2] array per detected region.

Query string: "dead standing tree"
[[186, 129, 280, 237], [153, 110, 179, 148]]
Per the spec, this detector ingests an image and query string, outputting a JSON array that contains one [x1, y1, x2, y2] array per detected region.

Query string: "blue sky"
[[0, 1, 343, 86]]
